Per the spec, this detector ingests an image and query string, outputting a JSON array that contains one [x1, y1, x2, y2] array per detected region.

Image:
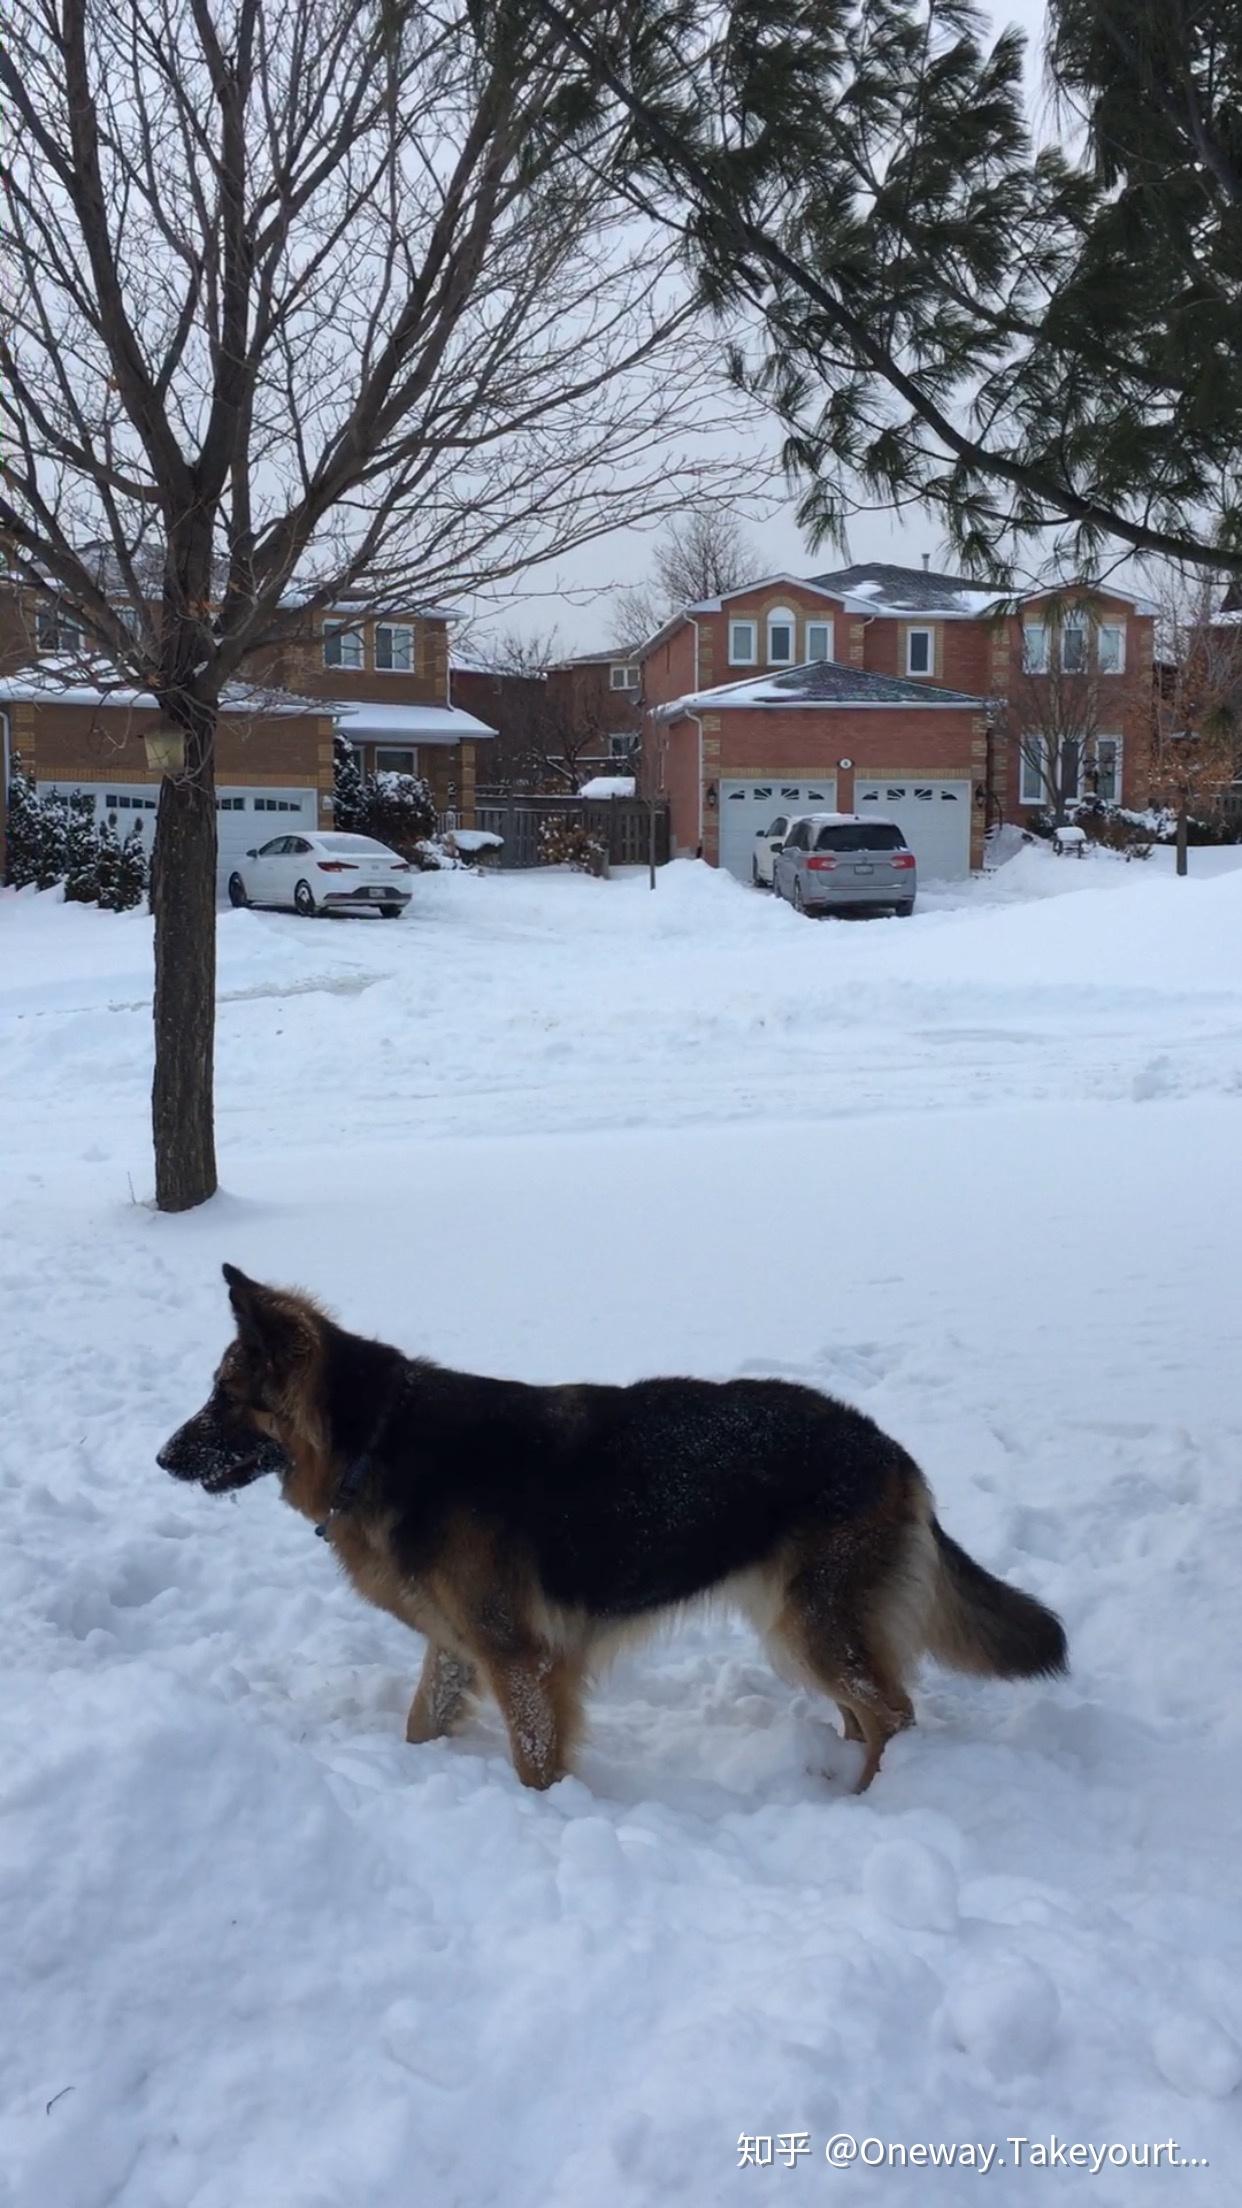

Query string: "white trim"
[[806, 620, 834, 662], [728, 619, 757, 666], [1022, 622, 1049, 674], [905, 626, 935, 676]]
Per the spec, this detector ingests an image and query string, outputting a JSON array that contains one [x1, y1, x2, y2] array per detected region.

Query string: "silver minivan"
[[772, 812, 917, 917]]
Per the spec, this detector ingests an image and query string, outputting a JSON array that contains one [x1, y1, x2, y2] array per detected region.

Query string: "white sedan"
[[227, 831, 413, 918], [752, 811, 808, 886]]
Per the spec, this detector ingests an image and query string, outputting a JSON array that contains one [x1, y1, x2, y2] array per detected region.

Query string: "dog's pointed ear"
[[222, 1263, 302, 1366]]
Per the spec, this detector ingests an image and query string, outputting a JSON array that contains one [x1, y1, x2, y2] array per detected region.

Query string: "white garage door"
[[718, 776, 837, 881], [214, 788, 317, 893], [41, 780, 318, 896], [854, 778, 972, 881]]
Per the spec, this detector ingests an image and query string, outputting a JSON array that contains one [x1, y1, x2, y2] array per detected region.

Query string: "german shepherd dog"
[[158, 1266, 1067, 1793]]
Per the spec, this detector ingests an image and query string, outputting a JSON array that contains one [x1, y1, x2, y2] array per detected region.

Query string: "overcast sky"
[[472, 0, 1053, 656]]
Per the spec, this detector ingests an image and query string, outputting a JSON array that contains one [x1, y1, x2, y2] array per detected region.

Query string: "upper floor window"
[[609, 732, 640, 757], [806, 620, 834, 663], [1097, 623, 1126, 674], [1022, 623, 1049, 674], [767, 608, 795, 664], [375, 623, 414, 673], [609, 663, 639, 690], [323, 621, 364, 669], [729, 619, 757, 665], [1061, 620, 1087, 673], [906, 627, 934, 676], [36, 604, 84, 654]]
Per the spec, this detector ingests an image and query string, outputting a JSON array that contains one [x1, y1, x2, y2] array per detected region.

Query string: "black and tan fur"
[[157, 1266, 1068, 1793]]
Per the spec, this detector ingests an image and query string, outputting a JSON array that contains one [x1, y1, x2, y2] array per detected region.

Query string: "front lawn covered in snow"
[[3, 848, 1242, 2207]]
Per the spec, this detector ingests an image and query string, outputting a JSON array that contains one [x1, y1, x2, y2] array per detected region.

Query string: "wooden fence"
[[471, 791, 670, 870]]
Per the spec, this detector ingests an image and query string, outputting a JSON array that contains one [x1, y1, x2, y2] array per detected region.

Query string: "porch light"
[[705, 781, 718, 809], [143, 723, 185, 775]]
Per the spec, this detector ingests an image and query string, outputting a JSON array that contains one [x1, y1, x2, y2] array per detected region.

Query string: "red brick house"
[[640, 564, 1155, 878], [0, 582, 496, 886]]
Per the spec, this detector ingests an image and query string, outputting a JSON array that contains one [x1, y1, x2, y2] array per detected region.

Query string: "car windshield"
[[814, 823, 906, 853], [315, 834, 391, 855]]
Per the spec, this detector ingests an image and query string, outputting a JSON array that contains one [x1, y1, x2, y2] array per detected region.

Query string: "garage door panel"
[[718, 777, 837, 881], [854, 778, 971, 881]]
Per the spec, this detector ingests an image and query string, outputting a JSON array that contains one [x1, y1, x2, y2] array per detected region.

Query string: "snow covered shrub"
[[60, 791, 103, 899], [537, 817, 608, 877], [359, 770, 436, 856], [1075, 803, 1155, 860], [2, 763, 44, 887], [331, 733, 366, 830], [63, 814, 148, 909]]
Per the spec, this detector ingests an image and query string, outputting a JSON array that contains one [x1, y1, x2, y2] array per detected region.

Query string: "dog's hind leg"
[[407, 1644, 478, 1745], [772, 1557, 915, 1793], [484, 1647, 584, 1791]]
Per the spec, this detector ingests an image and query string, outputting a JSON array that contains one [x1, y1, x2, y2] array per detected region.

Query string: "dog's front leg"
[[407, 1644, 477, 1745], [485, 1647, 582, 1790]]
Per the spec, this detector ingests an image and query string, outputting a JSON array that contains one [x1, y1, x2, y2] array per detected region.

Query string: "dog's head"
[[157, 1264, 322, 1493]]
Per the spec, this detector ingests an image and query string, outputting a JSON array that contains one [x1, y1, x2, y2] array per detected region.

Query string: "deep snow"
[[3, 846, 1242, 2207]]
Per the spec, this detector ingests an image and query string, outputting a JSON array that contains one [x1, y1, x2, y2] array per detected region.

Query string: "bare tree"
[[472, 629, 621, 791], [996, 598, 1141, 828], [615, 508, 761, 647], [1149, 573, 1242, 874], [0, 0, 755, 1209]]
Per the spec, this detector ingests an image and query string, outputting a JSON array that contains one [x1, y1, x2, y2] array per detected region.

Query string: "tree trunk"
[[151, 703, 219, 1210], [1176, 803, 1189, 877]]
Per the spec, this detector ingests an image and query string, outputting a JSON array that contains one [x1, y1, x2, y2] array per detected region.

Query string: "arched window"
[[766, 607, 796, 665]]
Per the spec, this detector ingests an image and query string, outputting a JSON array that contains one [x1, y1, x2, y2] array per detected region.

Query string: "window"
[[254, 797, 303, 812], [375, 623, 414, 673], [323, 622, 364, 669], [216, 796, 246, 812], [1020, 739, 1052, 806], [815, 822, 906, 853], [906, 627, 934, 677], [1062, 621, 1087, 673], [288, 837, 313, 854], [1022, 624, 1048, 674], [785, 820, 811, 850], [729, 619, 757, 665], [375, 747, 417, 775], [36, 605, 84, 654], [806, 621, 833, 662], [766, 608, 795, 664], [1085, 737, 1122, 802], [258, 836, 291, 856], [104, 793, 156, 811], [1098, 623, 1126, 674], [608, 733, 639, 758], [762, 816, 789, 839], [609, 663, 639, 690]]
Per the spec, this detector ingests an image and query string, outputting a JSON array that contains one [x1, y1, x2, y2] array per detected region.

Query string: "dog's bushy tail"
[[923, 1517, 1067, 1679]]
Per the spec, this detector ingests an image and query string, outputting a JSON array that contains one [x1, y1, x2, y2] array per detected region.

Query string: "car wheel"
[[379, 905, 402, 919], [793, 879, 806, 914], [293, 879, 318, 918], [227, 872, 249, 909], [895, 901, 915, 918], [752, 857, 760, 886]]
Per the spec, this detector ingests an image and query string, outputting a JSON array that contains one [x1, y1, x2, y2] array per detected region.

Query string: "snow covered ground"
[[3, 844, 1242, 2207]]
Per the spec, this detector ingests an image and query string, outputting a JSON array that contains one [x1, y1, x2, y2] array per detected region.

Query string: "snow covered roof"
[[330, 698, 496, 744], [549, 646, 639, 669], [579, 775, 637, 798], [0, 668, 315, 717], [806, 561, 1003, 617], [656, 659, 986, 717]]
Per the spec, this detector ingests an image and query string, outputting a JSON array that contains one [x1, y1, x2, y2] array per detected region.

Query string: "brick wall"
[[248, 611, 450, 707]]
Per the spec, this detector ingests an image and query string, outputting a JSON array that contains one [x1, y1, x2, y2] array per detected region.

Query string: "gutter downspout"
[[685, 614, 704, 851]]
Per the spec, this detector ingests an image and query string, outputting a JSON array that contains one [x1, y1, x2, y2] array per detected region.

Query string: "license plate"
[[363, 886, 388, 898], [853, 863, 875, 876]]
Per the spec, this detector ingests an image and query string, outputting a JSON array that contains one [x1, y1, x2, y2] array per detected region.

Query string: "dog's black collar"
[[315, 1450, 373, 1539], [314, 1368, 406, 1538]]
